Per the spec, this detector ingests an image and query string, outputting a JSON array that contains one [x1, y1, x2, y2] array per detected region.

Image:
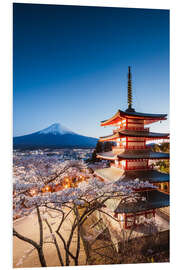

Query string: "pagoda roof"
[[121, 170, 169, 184], [99, 130, 169, 142], [95, 167, 125, 182], [99, 133, 119, 142], [117, 150, 169, 160], [114, 190, 169, 213], [101, 109, 167, 126], [97, 151, 118, 160], [97, 150, 169, 160], [95, 167, 169, 184]]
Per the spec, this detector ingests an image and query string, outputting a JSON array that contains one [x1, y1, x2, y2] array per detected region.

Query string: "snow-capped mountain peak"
[[38, 123, 75, 135], [14, 122, 98, 149]]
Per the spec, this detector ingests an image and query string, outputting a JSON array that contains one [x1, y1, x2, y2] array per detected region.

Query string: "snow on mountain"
[[13, 123, 98, 149], [38, 123, 75, 135]]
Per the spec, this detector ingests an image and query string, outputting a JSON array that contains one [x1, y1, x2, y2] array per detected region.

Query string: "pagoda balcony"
[[112, 145, 147, 151], [110, 163, 154, 171], [113, 127, 149, 133], [126, 165, 154, 171], [112, 145, 124, 150], [126, 145, 147, 150]]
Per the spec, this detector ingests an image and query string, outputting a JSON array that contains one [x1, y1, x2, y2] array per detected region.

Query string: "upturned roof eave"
[[99, 131, 169, 141], [117, 131, 169, 138], [122, 170, 169, 183], [94, 167, 169, 184], [117, 151, 170, 160], [96, 153, 118, 160], [96, 151, 169, 161], [100, 109, 167, 126]]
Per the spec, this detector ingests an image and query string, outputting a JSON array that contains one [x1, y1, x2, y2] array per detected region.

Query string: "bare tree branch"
[[44, 218, 64, 266]]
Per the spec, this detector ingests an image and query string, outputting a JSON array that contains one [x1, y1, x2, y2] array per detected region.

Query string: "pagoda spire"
[[126, 66, 135, 112]]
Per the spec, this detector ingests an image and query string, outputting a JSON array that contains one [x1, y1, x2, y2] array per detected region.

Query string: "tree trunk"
[[37, 247, 47, 267]]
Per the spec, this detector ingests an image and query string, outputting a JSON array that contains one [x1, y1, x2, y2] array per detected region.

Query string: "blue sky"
[[13, 4, 169, 138]]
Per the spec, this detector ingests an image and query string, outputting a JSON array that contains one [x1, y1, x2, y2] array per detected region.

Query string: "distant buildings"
[[13, 148, 94, 161]]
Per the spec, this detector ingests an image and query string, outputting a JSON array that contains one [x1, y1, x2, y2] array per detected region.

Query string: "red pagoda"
[[95, 67, 169, 229]]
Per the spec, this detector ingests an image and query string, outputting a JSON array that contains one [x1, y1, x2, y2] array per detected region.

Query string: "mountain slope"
[[13, 123, 98, 149]]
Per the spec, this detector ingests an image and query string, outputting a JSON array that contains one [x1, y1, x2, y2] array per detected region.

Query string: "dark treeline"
[[88, 141, 115, 163]]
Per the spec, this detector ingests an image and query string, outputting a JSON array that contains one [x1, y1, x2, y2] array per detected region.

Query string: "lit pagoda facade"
[[95, 67, 169, 229]]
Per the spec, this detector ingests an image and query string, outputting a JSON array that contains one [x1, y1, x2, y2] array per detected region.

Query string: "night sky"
[[13, 3, 169, 138]]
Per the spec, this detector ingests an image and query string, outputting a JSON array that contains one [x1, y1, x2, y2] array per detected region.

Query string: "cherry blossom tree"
[[13, 155, 156, 267]]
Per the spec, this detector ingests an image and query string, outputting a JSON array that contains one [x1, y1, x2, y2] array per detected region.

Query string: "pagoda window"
[[127, 119, 145, 131], [125, 137, 146, 150]]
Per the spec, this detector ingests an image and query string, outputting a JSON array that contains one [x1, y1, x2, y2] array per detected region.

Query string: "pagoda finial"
[[128, 66, 132, 109], [126, 66, 135, 112]]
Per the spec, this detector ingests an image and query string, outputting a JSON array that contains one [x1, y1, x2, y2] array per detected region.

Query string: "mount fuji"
[[13, 123, 98, 149]]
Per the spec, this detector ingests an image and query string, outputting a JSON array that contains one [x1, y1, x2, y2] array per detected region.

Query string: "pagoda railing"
[[126, 145, 147, 150], [113, 127, 149, 133], [112, 145, 147, 150], [124, 209, 156, 229], [126, 165, 154, 170], [110, 163, 154, 170], [112, 145, 124, 149]]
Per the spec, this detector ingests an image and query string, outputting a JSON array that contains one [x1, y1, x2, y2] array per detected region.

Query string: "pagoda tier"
[[101, 109, 167, 126], [103, 183, 169, 229], [123, 169, 169, 183], [97, 150, 169, 161], [95, 167, 169, 184], [97, 150, 169, 171], [114, 190, 169, 214], [99, 131, 169, 142]]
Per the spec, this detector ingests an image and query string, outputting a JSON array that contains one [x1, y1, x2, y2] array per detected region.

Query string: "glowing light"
[[64, 177, 70, 182], [62, 177, 71, 189], [78, 175, 85, 182], [42, 185, 52, 193], [29, 188, 38, 196]]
